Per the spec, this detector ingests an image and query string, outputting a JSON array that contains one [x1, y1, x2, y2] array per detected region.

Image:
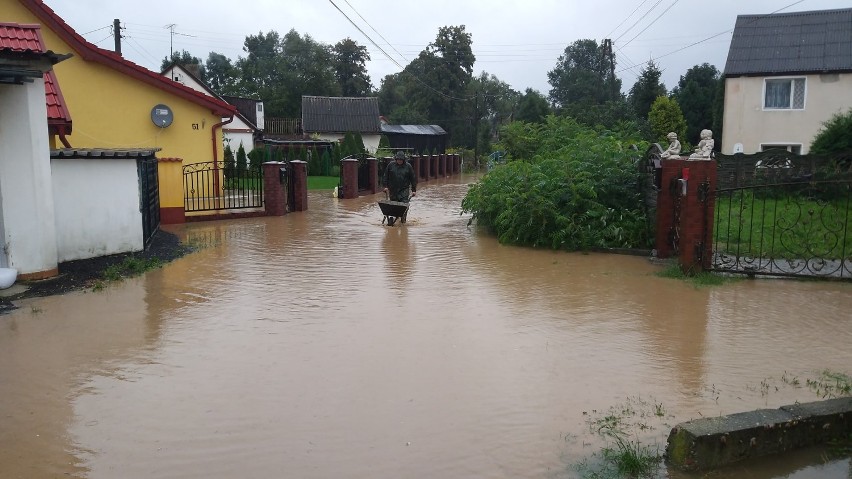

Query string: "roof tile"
[[725, 8, 852, 76]]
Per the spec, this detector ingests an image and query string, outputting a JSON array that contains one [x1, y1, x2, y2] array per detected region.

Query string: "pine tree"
[[223, 144, 235, 180], [236, 142, 248, 175]]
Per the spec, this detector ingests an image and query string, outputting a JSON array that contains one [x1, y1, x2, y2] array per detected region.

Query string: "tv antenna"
[[163, 24, 196, 58]]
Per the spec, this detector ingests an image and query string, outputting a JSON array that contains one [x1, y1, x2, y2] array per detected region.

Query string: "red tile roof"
[[44, 69, 71, 131], [19, 0, 235, 117], [0, 22, 72, 132], [0, 22, 44, 52]]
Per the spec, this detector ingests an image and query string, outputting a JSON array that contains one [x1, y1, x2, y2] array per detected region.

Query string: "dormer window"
[[764, 78, 805, 110]]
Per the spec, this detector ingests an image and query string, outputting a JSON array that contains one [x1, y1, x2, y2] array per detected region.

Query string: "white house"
[[722, 8, 852, 155], [301, 96, 382, 152], [162, 63, 262, 156]]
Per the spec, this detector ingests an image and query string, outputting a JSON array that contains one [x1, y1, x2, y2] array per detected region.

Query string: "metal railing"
[[183, 161, 264, 212]]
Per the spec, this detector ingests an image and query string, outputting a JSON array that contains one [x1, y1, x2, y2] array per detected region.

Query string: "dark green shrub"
[[462, 117, 650, 250]]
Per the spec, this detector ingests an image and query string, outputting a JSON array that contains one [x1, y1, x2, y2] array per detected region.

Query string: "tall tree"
[[629, 60, 666, 121], [235, 30, 285, 110], [205, 52, 239, 95], [377, 25, 476, 146], [333, 38, 372, 96], [161, 49, 206, 81], [515, 88, 550, 124], [671, 63, 720, 144], [547, 39, 621, 110], [235, 29, 340, 117]]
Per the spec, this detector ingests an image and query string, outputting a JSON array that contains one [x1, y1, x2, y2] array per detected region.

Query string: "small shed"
[[381, 124, 447, 155]]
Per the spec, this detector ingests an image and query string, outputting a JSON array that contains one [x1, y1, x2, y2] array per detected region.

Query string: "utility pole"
[[112, 19, 122, 56], [602, 39, 616, 100], [473, 91, 479, 168]]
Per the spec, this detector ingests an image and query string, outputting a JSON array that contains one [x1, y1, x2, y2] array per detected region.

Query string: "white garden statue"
[[689, 129, 714, 160], [660, 132, 682, 159]]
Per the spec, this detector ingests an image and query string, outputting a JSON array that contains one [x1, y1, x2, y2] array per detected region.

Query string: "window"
[[257, 103, 263, 112], [764, 78, 805, 109], [760, 144, 802, 155]]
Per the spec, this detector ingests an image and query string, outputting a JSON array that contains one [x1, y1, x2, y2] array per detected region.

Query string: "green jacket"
[[384, 160, 417, 201]]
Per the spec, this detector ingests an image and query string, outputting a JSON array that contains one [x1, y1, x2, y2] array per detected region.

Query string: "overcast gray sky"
[[46, 0, 850, 96]]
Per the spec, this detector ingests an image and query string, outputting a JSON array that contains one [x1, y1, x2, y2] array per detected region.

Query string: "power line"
[[327, 0, 476, 102], [620, 0, 682, 49], [613, 0, 665, 43], [81, 25, 111, 36], [342, 0, 408, 64], [606, 0, 651, 40], [615, 0, 805, 75]]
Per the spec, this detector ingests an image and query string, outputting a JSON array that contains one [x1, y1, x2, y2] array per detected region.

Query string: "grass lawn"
[[308, 176, 340, 190]]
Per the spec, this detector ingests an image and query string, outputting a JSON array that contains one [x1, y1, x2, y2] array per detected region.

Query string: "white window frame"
[[762, 77, 806, 110]]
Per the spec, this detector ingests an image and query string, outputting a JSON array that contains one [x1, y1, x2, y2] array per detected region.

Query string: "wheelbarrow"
[[378, 192, 410, 227]]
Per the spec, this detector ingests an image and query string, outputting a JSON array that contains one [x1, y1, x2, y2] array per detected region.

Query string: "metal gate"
[[183, 161, 264, 213], [707, 151, 852, 279], [137, 156, 160, 248]]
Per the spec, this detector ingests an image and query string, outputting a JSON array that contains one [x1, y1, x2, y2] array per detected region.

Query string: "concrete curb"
[[666, 397, 852, 471]]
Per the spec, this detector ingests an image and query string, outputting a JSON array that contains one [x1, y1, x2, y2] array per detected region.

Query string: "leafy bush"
[[462, 117, 650, 250], [810, 108, 852, 155]]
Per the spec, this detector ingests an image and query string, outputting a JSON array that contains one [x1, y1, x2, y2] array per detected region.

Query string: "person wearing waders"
[[382, 151, 417, 226]]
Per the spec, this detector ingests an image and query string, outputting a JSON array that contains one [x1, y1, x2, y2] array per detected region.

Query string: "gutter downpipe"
[[58, 129, 72, 148], [212, 113, 234, 206]]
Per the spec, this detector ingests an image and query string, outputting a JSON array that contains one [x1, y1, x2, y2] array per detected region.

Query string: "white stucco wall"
[[51, 158, 144, 262], [722, 73, 852, 154], [315, 133, 381, 153], [223, 117, 256, 156], [0, 80, 59, 275]]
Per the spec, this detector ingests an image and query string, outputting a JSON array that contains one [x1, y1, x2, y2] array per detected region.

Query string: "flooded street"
[[1, 173, 851, 478]]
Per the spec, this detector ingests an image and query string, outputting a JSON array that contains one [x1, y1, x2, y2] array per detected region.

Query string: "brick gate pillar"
[[655, 158, 718, 273], [263, 161, 287, 216], [289, 160, 308, 211], [420, 155, 428, 181], [677, 160, 717, 273], [367, 157, 378, 194], [410, 156, 421, 184], [655, 159, 685, 259], [340, 158, 359, 199]]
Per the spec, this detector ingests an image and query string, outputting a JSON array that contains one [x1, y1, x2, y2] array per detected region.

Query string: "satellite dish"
[[151, 104, 174, 128]]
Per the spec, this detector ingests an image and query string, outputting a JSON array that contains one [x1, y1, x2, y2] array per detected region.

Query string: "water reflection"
[[0, 175, 850, 479], [381, 224, 415, 293]]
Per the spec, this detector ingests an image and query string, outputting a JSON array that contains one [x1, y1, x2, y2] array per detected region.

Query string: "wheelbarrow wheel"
[[387, 216, 396, 226]]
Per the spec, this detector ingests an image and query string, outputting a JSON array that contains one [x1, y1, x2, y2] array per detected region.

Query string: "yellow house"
[[2, 0, 236, 223]]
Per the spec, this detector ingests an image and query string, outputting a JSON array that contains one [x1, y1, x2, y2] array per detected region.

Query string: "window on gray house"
[[764, 78, 805, 109]]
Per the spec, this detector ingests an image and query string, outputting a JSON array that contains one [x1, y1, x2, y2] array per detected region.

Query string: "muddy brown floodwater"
[[1, 174, 851, 479]]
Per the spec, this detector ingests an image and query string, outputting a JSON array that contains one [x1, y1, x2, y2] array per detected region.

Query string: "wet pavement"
[[1, 173, 851, 478]]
